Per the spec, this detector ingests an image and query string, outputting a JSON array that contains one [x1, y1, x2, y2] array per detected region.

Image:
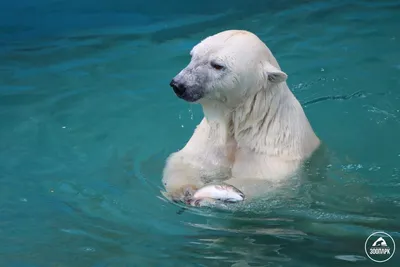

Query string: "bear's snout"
[[169, 77, 204, 102], [170, 79, 186, 97]]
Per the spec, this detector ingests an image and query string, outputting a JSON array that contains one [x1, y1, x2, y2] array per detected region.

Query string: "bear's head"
[[169, 30, 288, 108]]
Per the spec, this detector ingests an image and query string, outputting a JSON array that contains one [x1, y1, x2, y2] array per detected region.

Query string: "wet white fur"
[[162, 30, 321, 200]]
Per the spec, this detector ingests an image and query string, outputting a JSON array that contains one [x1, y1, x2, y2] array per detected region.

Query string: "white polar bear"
[[162, 30, 321, 203]]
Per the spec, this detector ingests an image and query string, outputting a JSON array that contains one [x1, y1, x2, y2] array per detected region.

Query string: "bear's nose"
[[170, 79, 186, 97]]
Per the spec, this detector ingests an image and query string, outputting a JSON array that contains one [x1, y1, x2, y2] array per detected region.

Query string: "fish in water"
[[186, 183, 245, 207]]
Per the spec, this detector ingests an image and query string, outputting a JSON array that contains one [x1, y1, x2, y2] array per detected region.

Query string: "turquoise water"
[[1, 0, 400, 266]]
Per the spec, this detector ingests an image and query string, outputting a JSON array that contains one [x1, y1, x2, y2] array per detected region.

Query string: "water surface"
[[1, 0, 400, 266]]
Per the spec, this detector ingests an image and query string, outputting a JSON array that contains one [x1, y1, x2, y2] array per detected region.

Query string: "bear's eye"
[[210, 62, 224, 70]]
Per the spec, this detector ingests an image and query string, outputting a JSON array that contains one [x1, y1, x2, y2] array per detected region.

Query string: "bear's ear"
[[263, 63, 288, 83]]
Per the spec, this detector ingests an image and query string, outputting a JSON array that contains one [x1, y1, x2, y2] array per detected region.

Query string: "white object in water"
[[188, 184, 245, 207]]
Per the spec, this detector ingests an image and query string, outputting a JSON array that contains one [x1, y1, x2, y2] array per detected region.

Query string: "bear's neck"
[[201, 100, 234, 144], [231, 83, 320, 160]]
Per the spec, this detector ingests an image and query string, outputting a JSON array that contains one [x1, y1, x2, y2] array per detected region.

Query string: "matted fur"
[[162, 30, 321, 201]]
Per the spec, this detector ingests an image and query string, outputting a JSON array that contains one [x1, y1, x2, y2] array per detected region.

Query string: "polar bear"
[[162, 30, 321, 203]]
